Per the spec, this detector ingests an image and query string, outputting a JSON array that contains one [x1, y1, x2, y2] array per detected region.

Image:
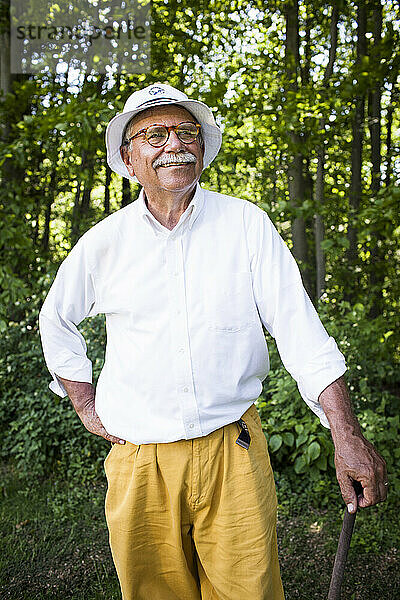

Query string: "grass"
[[0, 463, 398, 600]]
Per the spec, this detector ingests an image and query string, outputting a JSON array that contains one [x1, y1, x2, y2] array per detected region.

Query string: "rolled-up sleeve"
[[38, 236, 100, 397], [248, 207, 346, 428]]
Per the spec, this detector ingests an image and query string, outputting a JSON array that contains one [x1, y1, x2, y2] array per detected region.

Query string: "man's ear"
[[120, 146, 136, 177]]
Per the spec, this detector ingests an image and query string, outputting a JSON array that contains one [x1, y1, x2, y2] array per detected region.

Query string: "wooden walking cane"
[[327, 481, 363, 600]]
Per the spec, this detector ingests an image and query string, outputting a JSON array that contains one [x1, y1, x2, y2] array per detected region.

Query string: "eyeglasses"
[[122, 121, 202, 148]]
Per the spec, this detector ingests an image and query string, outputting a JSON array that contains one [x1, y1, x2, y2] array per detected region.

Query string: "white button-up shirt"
[[39, 183, 346, 444]]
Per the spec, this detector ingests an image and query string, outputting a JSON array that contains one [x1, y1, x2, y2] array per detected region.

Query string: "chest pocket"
[[205, 271, 257, 332]]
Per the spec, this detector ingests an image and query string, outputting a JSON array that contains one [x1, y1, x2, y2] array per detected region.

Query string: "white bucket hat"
[[105, 82, 222, 181]]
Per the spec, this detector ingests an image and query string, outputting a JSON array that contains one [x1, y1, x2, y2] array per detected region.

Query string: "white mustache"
[[152, 152, 197, 169]]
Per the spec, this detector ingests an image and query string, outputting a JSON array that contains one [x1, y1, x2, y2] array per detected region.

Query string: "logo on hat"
[[148, 86, 164, 96]]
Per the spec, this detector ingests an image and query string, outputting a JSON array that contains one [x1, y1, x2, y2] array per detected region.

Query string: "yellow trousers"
[[104, 403, 285, 600]]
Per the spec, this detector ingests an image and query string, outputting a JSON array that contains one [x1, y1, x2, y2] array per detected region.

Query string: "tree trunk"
[[367, 0, 383, 318], [0, 0, 11, 141], [314, 152, 326, 299], [300, 6, 311, 87], [80, 148, 94, 217], [347, 2, 367, 267], [81, 182, 92, 216], [32, 205, 40, 247], [41, 131, 60, 252], [41, 174, 56, 253], [121, 176, 131, 207], [71, 182, 82, 245], [368, 8, 382, 198], [284, 0, 312, 299], [314, 5, 339, 299], [104, 162, 111, 215], [384, 80, 398, 187]]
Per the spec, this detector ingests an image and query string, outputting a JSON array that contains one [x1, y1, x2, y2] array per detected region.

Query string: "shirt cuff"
[[297, 336, 347, 428], [47, 363, 93, 398]]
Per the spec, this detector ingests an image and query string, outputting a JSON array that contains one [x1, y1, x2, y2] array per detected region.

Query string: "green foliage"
[[257, 298, 400, 506], [257, 363, 338, 505], [0, 288, 108, 483]]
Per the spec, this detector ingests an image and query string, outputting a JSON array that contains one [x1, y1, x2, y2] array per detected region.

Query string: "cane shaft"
[[327, 508, 357, 600]]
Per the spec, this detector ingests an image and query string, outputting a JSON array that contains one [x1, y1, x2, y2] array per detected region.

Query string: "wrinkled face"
[[121, 105, 204, 195]]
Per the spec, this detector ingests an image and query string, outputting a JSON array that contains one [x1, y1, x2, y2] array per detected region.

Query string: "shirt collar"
[[137, 182, 205, 236]]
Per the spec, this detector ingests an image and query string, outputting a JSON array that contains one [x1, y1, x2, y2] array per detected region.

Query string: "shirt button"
[[189, 423, 194, 429], [183, 387, 189, 392]]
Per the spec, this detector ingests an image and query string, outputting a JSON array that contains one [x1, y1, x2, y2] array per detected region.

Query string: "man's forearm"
[[318, 374, 387, 511], [57, 376, 95, 413], [57, 375, 125, 444], [318, 375, 362, 444]]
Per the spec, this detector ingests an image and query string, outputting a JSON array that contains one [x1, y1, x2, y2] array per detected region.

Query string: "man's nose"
[[164, 129, 184, 151]]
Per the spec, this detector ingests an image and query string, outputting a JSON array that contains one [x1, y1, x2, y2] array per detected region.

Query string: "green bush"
[[0, 280, 109, 482], [258, 299, 400, 505]]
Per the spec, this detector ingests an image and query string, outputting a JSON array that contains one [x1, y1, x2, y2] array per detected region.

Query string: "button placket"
[[166, 231, 201, 438]]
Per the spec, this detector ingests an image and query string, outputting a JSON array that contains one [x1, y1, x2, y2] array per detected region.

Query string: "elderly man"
[[39, 83, 387, 600]]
